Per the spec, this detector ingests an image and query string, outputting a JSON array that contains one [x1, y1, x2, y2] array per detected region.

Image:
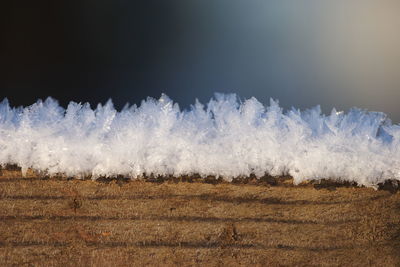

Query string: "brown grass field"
[[0, 167, 399, 266]]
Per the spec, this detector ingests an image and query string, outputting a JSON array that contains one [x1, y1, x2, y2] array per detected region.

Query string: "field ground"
[[0, 168, 399, 266]]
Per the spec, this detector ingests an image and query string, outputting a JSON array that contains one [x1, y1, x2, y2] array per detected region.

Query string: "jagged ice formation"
[[0, 94, 399, 188]]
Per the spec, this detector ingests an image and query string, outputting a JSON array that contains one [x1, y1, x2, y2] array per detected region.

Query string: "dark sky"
[[2, 1, 400, 122]]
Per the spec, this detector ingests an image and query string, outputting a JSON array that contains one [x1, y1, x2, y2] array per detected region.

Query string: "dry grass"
[[0, 167, 399, 266]]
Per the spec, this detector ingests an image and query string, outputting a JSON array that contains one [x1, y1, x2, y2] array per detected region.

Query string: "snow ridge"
[[0, 94, 399, 187]]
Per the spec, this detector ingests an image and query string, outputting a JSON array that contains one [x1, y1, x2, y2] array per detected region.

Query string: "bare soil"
[[0, 167, 399, 266]]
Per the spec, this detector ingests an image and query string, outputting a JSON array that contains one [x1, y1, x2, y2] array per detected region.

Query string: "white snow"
[[0, 94, 399, 187]]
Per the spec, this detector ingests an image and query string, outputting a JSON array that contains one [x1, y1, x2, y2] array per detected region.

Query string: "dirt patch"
[[0, 168, 399, 266]]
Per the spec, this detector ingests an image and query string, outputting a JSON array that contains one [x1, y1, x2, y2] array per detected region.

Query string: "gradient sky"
[[2, 1, 400, 122]]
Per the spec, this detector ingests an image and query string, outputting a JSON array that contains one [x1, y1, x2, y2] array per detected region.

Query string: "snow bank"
[[0, 94, 399, 187]]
